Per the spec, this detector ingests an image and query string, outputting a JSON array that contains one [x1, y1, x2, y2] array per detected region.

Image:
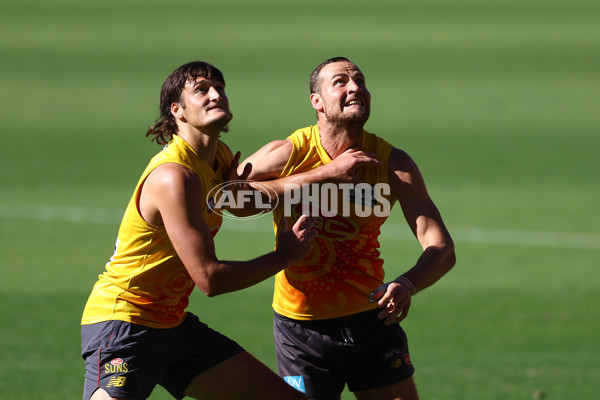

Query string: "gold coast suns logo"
[[105, 358, 129, 374], [290, 203, 359, 241]]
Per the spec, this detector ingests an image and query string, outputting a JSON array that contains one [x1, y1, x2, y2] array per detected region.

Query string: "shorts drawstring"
[[341, 326, 354, 344]]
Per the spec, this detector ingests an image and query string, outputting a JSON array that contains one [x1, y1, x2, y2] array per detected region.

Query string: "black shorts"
[[274, 309, 414, 399], [81, 313, 244, 400]]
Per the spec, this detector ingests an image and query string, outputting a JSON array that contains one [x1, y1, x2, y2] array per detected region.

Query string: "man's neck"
[[177, 126, 220, 169], [317, 120, 364, 159]]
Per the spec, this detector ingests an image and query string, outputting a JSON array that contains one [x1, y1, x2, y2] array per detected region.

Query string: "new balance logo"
[[283, 375, 306, 393], [106, 376, 126, 388]]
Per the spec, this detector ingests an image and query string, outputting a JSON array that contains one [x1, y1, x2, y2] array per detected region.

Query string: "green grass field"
[[1, 0, 599, 398]]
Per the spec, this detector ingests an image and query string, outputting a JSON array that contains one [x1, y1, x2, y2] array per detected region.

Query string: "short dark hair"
[[146, 61, 226, 145], [309, 57, 353, 94]]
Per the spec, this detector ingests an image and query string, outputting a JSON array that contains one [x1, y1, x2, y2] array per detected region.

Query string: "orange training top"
[[272, 125, 395, 320]]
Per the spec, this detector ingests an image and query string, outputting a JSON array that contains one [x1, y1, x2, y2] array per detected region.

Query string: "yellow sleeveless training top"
[[81, 135, 232, 329], [272, 125, 395, 320]]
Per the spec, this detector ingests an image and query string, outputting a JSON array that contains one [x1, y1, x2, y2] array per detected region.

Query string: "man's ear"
[[171, 102, 183, 120], [310, 93, 323, 113]]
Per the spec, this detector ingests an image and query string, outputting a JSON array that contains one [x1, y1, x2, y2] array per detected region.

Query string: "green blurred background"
[[1, 0, 598, 398]]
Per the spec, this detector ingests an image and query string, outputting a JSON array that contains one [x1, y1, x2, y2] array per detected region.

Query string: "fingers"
[[276, 216, 317, 265], [354, 151, 381, 167], [342, 148, 381, 166], [306, 229, 318, 242], [376, 282, 412, 325], [397, 302, 411, 323], [239, 162, 252, 181], [378, 299, 411, 326], [355, 157, 381, 168], [227, 151, 242, 180], [369, 283, 388, 303], [377, 284, 393, 308], [281, 215, 315, 239], [383, 302, 411, 326], [229, 151, 241, 172], [232, 150, 242, 166], [328, 150, 381, 183], [292, 214, 316, 234]]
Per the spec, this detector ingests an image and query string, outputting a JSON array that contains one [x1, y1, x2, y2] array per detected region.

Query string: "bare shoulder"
[[251, 139, 293, 160], [262, 138, 292, 151], [241, 139, 294, 180], [388, 148, 423, 183], [147, 163, 199, 190], [387, 147, 428, 200], [140, 163, 202, 225]]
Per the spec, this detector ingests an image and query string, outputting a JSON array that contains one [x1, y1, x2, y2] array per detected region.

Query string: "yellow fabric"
[[272, 125, 395, 320], [82, 135, 232, 328]]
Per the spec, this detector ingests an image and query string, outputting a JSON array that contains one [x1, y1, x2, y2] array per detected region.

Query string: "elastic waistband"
[[274, 307, 380, 328]]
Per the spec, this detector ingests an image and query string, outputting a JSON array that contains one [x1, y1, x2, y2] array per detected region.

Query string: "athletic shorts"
[[274, 308, 414, 399], [81, 312, 244, 400]]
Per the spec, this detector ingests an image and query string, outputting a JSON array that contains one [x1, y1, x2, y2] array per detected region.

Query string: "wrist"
[[274, 246, 292, 267], [311, 165, 330, 183], [394, 276, 417, 295]]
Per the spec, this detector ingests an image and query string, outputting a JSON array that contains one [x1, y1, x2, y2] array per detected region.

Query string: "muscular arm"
[[373, 148, 456, 325], [239, 139, 380, 197], [140, 163, 315, 297], [239, 139, 321, 192], [389, 148, 455, 291]]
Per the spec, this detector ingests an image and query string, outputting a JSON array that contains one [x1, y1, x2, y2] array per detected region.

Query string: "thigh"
[[89, 387, 134, 400], [347, 320, 414, 393], [81, 321, 166, 400], [184, 351, 306, 400], [354, 376, 419, 400], [273, 314, 346, 400], [158, 313, 244, 399]]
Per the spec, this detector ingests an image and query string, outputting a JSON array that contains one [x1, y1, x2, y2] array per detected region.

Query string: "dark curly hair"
[[146, 61, 227, 145]]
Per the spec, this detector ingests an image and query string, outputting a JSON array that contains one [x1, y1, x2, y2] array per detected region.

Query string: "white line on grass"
[[1, 203, 598, 250], [0, 203, 123, 224]]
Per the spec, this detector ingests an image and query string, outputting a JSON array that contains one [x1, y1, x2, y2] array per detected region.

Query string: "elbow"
[[197, 276, 228, 297], [444, 240, 456, 271], [200, 284, 220, 298], [194, 265, 226, 298]]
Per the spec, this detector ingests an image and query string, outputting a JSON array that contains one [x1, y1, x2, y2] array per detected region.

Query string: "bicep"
[[389, 149, 450, 248], [239, 139, 293, 180], [145, 164, 217, 268]]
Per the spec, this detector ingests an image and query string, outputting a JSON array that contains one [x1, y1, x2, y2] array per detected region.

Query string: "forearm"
[[249, 168, 328, 199], [397, 243, 456, 294], [197, 250, 290, 297]]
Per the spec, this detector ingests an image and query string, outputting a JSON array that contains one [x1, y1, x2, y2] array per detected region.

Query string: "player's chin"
[[210, 114, 233, 133], [345, 111, 370, 124]]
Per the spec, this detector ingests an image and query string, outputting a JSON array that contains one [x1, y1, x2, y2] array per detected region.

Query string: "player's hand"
[[221, 151, 255, 214], [370, 281, 413, 326], [321, 147, 380, 183], [225, 151, 252, 186], [276, 215, 318, 265]]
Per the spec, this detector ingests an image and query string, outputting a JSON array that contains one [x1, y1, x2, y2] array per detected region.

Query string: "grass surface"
[[1, 0, 599, 398]]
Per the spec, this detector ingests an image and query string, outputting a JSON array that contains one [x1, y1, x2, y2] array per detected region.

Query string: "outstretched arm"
[[371, 148, 456, 325], [140, 163, 317, 297], [238, 139, 381, 197]]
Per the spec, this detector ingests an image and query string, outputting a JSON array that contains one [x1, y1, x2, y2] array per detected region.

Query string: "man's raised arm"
[[239, 139, 381, 198]]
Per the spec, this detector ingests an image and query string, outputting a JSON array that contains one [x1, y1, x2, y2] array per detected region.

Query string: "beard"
[[324, 107, 370, 127]]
